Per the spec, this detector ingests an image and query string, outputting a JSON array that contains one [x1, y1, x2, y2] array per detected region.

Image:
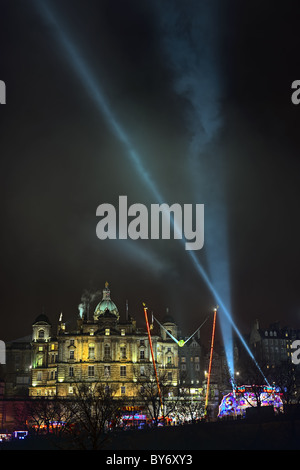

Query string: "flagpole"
[[205, 307, 218, 417], [143, 303, 164, 416]]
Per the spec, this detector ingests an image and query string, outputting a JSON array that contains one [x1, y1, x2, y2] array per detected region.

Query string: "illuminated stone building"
[[29, 283, 179, 399], [178, 334, 203, 391], [250, 320, 300, 368]]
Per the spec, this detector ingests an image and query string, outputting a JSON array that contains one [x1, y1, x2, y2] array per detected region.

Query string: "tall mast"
[[143, 303, 163, 414], [205, 306, 218, 416]]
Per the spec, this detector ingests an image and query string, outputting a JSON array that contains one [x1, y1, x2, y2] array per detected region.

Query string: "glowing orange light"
[[205, 307, 217, 415], [143, 303, 163, 413]]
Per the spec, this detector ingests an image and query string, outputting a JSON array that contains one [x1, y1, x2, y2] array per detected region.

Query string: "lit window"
[[121, 329, 125, 336], [89, 343, 95, 359], [105, 329, 110, 336], [120, 346, 126, 359], [104, 344, 111, 357]]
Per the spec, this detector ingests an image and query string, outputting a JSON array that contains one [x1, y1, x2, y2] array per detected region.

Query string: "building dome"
[[32, 313, 52, 342], [94, 282, 119, 321], [32, 314, 51, 325]]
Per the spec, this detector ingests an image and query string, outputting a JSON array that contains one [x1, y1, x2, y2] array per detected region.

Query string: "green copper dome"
[[94, 282, 119, 320]]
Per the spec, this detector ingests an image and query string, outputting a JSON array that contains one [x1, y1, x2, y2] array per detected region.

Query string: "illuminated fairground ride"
[[143, 304, 284, 422], [218, 385, 283, 419]]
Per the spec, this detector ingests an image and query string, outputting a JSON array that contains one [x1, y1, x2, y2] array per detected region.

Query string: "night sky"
[[1, 0, 300, 346]]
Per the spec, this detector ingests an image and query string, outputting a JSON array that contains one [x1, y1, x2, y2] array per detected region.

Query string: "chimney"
[[126, 299, 129, 321]]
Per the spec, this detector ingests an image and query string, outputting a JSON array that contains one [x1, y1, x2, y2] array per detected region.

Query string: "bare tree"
[[14, 383, 124, 449], [267, 360, 300, 406], [133, 364, 179, 426], [175, 388, 204, 423], [13, 397, 75, 438], [63, 382, 124, 449]]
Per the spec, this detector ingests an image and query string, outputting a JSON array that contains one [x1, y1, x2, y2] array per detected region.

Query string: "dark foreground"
[[1, 417, 300, 450]]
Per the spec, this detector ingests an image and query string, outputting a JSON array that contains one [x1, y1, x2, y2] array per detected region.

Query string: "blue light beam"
[[35, 0, 163, 206], [36, 0, 269, 385], [154, 0, 235, 383]]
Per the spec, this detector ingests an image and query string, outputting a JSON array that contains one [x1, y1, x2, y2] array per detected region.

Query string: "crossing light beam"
[[35, 0, 269, 386]]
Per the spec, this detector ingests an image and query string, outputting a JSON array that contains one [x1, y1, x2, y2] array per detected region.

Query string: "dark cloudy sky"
[[1, 0, 300, 345]]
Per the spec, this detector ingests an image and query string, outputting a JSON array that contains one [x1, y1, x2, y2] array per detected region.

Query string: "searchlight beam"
[[35, 0, 269, 386]]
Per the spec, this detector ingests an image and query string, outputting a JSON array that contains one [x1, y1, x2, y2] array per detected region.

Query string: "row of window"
[[180, 356, 200, 363], [181, 363, 200, 371], [264, 330, 290, 337], [36, 366, 175, 382], [67, 365, 128, 378], [39, 343, 181, 362], [68, 347, 150, 361], [68, 365, 165, 378], [263, 338, 291, 345], [35, 365, 127, 381], [263, 345, 289, 352], [67, 384, 162, 396], [35, 384, 176, 397]]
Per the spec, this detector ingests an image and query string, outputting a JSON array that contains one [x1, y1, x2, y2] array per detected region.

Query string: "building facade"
[[29, 283, 180, 399], [249, 320, 300, 368], [3, 338, 32, 397], [0, 282, 239, 429]]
